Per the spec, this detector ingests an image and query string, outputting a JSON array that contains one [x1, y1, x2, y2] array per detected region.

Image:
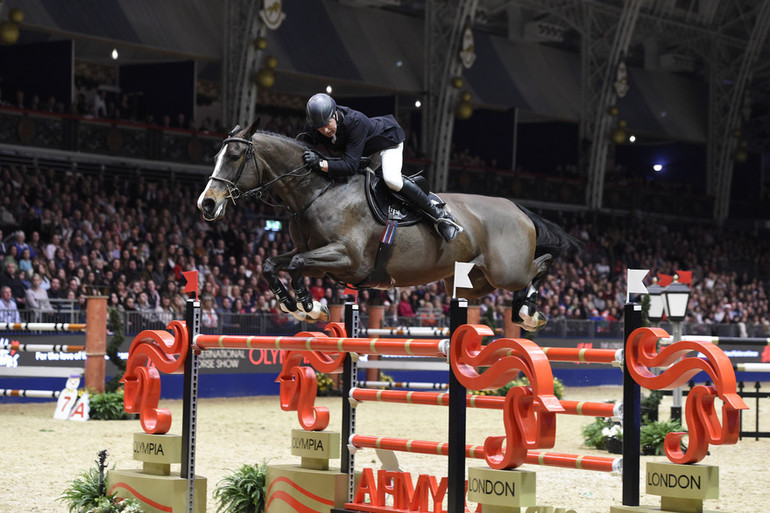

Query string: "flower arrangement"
[[602, 423, 622, 441], [315, 372, 337, 396]]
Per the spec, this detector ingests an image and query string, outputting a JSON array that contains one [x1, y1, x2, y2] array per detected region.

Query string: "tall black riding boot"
[[399, 179, 462, 242]]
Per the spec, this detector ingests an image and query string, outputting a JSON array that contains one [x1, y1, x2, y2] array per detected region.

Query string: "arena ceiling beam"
[[422, 0, 479, 192], [708, 1, 770, 223], [580, 0, 643, 211], [223, 0, 266, 127]]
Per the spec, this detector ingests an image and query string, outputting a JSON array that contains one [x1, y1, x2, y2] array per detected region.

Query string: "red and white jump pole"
[[0, 297, 107, 395]]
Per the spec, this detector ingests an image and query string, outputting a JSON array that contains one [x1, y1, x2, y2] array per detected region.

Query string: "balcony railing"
[[4, 107, 762, 220], [0, 107, 221, 168]]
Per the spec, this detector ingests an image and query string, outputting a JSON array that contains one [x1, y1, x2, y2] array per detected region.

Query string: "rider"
[[299, 93, 461, 242]]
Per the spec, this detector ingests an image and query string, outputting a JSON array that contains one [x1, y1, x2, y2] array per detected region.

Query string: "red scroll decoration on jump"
[[626, 327, 749, 464], [121, 321, 189, 434], [277, 323, 347, 431], [450, 324, 564, 469]]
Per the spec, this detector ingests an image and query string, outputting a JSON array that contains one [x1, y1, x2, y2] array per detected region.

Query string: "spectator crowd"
[[0, 85, 768, 333], [0, 153, 768, 338]]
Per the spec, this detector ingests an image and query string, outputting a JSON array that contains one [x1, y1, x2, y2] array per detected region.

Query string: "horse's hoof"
[[290, 310, 308, 322], [297, 302, 330, 323], [527, 314, 548, 332], [515, 311, 547, 333], [315, 303, 330, 322]]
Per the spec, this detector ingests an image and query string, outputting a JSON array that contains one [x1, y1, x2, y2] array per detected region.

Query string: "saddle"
[[354, 162, 449, 289], [363, 166, 444, 226]]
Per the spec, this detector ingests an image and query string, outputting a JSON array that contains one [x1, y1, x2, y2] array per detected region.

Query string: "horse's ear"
[[246, 118, 260, 136], [228, 125, 242, 137]]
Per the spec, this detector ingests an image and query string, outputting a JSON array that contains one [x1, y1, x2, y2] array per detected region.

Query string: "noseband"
[[207, 135, 260, 203]]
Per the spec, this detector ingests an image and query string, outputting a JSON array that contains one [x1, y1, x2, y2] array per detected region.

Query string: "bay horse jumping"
[[197, 123, 579, 332]]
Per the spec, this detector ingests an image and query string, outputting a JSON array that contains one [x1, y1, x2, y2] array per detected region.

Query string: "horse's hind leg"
[[511, 254, 552, 332]]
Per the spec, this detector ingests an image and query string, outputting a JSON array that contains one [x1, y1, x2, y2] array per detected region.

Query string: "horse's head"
[[197, 122, 262, 221], [198, 123, 318, 221]]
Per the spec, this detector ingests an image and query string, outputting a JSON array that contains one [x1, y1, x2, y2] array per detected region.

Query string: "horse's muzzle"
[[198, 196, 224, 221]]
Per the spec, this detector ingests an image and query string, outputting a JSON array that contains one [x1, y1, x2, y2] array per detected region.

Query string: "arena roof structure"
[[4, 0, 770, 221]]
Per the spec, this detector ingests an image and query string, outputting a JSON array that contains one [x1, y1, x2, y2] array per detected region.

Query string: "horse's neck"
[[265, 145, 330, 214], [276, 173, 329, 214]]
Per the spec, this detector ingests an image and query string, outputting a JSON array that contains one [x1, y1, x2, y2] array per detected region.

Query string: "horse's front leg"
[[286, 241, 354, 323], [290, 274, 330, 322], [263, 251, 308, 322]]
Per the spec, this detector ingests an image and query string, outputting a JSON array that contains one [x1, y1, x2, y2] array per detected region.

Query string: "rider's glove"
[[303, 150, 323, 171]]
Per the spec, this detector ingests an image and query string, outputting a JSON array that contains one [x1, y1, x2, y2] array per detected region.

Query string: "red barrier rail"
[[349, 388, 620, 418], [349, 435, 621, 473], [195, 334, 448, 357], [541, 347, 622, 364]]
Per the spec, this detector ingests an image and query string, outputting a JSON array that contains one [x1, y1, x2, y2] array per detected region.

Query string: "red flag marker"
[[675, 270, 692, 285], [182, 270, 199, 301], [343, 285, 358, 302]]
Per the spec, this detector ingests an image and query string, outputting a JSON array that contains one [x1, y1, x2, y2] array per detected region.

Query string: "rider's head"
[[306, 93, 337, 136]]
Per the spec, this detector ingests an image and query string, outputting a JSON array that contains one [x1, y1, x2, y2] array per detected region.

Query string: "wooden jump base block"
[[107, 433, 206, 513]]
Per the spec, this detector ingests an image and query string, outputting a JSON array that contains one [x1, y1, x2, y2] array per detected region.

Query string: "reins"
[[207, 133, 333, 216]]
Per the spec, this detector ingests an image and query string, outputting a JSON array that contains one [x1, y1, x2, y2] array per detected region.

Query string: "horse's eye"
[[228, 153, 240, 162]]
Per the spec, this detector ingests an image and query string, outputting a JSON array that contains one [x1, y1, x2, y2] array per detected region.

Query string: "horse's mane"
[[249, 129, 307, 152]]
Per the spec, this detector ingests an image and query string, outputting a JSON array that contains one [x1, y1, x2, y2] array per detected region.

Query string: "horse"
[[197, 123, 579, 332]]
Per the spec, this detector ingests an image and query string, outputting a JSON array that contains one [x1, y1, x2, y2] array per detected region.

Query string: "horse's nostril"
[[201, 198, 215, 213]]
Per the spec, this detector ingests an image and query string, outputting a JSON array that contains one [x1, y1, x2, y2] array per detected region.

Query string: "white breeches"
[[381, 142, 404, 191]]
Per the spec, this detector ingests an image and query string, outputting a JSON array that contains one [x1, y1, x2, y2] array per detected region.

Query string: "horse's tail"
[[517, 204, 582, 260]]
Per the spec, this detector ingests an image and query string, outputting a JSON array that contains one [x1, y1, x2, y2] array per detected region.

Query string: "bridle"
[[205, 130, 333, 216], [206, 132, 261, 204]]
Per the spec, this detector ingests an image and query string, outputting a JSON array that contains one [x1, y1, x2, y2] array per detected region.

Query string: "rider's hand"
[[303, 150, 323, 171]]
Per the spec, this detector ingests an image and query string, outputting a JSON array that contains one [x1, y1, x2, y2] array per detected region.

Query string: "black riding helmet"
[[306, 93, 337, 129]]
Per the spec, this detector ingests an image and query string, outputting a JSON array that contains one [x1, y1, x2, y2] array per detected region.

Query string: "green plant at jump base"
[[640, 389, 663, 422], [89, 391, 134, 420], [214, 460, 269, 513], [58, 450, 143, 513], [581, 415, 618, 450], [640, 418, 683, 455]]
